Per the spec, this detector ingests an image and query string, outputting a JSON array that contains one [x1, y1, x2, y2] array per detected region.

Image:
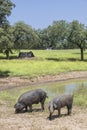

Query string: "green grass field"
[[0, 49, 87, 78]]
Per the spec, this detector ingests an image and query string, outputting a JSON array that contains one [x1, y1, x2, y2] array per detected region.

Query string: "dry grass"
[[0, 102, 87, 130]]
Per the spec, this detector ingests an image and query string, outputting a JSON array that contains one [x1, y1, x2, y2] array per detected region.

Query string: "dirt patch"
[[0, 104, 87, 130], [0, 71, 87, 90]]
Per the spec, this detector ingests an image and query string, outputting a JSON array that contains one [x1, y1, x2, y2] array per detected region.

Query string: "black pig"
[[14, 89, 48, 113], [48, 94, 73, 120]]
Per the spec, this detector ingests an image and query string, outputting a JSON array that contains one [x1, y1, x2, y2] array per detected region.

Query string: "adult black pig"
[[14, 89, 48, 113], [48, 94, 73, 120]]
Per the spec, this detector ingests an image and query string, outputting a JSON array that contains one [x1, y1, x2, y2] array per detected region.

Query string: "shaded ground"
[[0, 71, 87, 130]]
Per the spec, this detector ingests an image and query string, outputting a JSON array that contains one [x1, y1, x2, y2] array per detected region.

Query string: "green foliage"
[[0, 25, 14, 58], [35, 20, 87, 52], [47, 20, 69, 49], [13, 21, 40, 50], [68, 20, 87, 60], [0, 0, 15, 27], [0, 0, 15, 58], [36, 28, 50, 49], [0, 26, 14, 48]]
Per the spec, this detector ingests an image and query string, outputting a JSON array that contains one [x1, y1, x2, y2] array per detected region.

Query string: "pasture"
[[0, 49, 87, 130], [0, 49, 87, 78]]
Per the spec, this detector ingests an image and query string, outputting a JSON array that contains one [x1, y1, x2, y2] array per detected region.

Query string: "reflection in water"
[[65, 83, 78, 93], [65, 82, 87, 93], [30, 79, 87, 99]]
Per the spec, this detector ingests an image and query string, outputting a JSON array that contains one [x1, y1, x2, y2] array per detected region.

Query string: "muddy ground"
[[0, 71, 87, 130]]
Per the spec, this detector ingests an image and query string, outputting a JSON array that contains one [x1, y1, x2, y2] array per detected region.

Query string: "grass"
[[0, 49, 87, 107], [74, 86, 87, 106], [0, 49, 87, 78]]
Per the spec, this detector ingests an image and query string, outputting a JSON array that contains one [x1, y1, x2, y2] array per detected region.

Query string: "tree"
[[36, 28, 50, 49], [0, 25, 14, 59], [68, 20, 87, 61], [13, 21, 40, 50], [0, 0, 15, 27], [47, 20, 69, 49], [0, 0, 15, 59]]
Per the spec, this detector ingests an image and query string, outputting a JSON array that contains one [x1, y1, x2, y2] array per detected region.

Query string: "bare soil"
[[0, 71, 87, 130], [1, 71, 87, 90]]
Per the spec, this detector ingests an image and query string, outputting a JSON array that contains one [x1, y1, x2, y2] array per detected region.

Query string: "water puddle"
[[0, 78, 87, 102]]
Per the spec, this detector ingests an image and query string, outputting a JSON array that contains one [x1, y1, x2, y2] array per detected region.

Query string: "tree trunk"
[[80, 48, 84, 61], [4, 49, 9, 59]]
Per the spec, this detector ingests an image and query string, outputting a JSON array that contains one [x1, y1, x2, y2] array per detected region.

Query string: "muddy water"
[[14, 78, 87, 99], [0, 78, 87, 102], [36, 78, 87, 98]]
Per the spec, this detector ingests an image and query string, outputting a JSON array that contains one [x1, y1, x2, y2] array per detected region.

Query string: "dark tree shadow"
[[67, 58, 80, 61], [46, 58, 63, 62], [46, 58, 81, 62], [0, 70, 10, 77], [32, 108, 42, 112], [14, 110, 27, 114]]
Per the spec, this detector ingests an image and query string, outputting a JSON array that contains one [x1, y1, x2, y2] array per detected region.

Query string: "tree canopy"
[[0, 0, 15, 27], [13, 21, 40, 50], [68, 20, 87, 60], [0, 0, 15, 58]]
